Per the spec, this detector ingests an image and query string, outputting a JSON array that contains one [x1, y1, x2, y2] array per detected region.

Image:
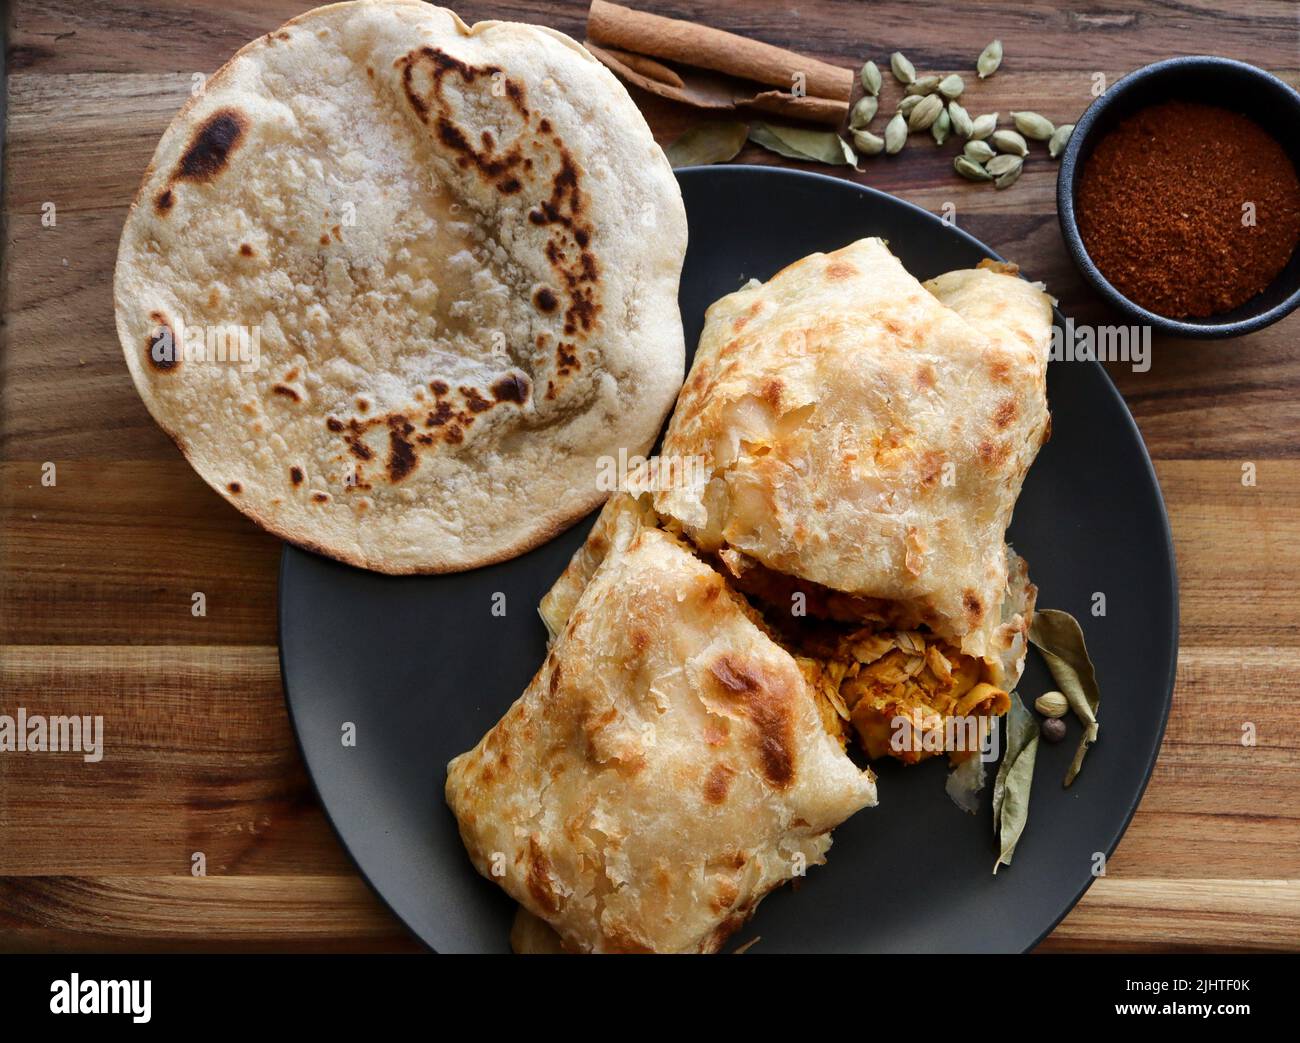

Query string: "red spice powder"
[[1076, 99, 1300, 318]]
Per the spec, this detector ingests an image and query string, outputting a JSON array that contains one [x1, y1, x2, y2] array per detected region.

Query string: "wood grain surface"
[[2, 0, 1298, 953]]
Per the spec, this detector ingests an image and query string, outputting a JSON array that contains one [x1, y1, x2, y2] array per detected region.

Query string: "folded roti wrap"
[[446, 508, 876, 953], [653, 238, 1050, 673]]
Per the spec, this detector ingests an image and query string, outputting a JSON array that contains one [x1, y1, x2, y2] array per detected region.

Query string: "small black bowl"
[[1057, 55, 1300, 338]]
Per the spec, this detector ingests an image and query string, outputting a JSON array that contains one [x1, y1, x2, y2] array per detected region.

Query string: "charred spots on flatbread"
[[386, 415, 418, 482], [703, 762, 735, 805], [151, 108, 248, 217], [227, 482, 242, 494], [555, 343, 580, 376], [289, 466, 304, 486], [531, 155, 602, 338], [977, 438, 1010, 468], [397, 47, 529, 196], [272, 384, 301, 402], [345, 431, 373, 461], [532, 285, 559, 313], [176, 108, 247, 183], [328, 397, 491, 483], [401, 47, 529, 119], [399, 46, 604, 351], [146, 311, 178, 372], [491, 372, 530, 404], [962, 590, 984, 622], [993, 397, 1018, 429], [708, 654, 795, 788], [460, 386, 493, 413]]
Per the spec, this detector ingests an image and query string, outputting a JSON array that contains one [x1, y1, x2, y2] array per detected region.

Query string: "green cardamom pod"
[[852, 128, 886, 155], [954, 155, 993, 181], [986, 153, 1022, 177], [1048, 122, 1075, 159], [947, 101, 973, 138], [991, 128, 1028, 156], [908, 93, 943, 131], [938, 74, 964, 100], [906, 75, 941, 96], [970, 112, 998, 140], [977, 39, 1003, 79], [994, 156, 1024, 189], [1012, 111, 1055, 141], [898, 94, 923, 118], [860, 60, 882, 96], [884, 113, 908, 154], [890, 51, 916, 85], [963, 139, 995, 163], [930, 107, 951, 145], [850, 95, 878, 130]]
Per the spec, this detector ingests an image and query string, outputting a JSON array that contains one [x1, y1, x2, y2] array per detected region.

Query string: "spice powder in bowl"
[[1076, 100, 1300, 319]]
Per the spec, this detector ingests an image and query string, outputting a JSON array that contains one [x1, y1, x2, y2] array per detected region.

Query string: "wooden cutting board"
[[2, 0, 1298, 952]]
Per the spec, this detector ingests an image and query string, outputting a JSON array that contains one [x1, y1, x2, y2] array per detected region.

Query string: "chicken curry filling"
[[710, 546, 1010, 766]]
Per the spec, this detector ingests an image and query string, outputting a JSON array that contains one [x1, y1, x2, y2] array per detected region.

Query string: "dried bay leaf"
[[664, 121, 749, 167], [995, 733, 1039, 872], [748, 122, 858, 167], [993, 692, 1040, 873], [992, 692, 1037, 826], [1030, 609, 1102, 786]]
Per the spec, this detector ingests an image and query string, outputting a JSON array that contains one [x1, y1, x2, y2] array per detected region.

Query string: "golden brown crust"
[[653, 238, 1052, 662], [445, 514, 876, 953]]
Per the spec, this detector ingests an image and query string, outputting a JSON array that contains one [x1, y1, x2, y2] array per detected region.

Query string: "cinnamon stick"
[[595, 45, 685, 89], [742, 92, 851, 125], [588, 1, 853, 102], [584, 40, 741, 111]]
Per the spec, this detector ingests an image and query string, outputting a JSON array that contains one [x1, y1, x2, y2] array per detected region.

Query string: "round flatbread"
[[115, 0, 687, 572]]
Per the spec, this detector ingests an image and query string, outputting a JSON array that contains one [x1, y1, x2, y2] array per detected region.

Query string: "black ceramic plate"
[[280, 166, 1178, 953]]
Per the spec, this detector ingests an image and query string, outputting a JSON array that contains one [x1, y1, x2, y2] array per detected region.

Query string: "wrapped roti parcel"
[[115, 0, 687, 572], [447, 502, 876, 954], [448, 239, 1055, 952], [654, 239, 1051, 762]]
